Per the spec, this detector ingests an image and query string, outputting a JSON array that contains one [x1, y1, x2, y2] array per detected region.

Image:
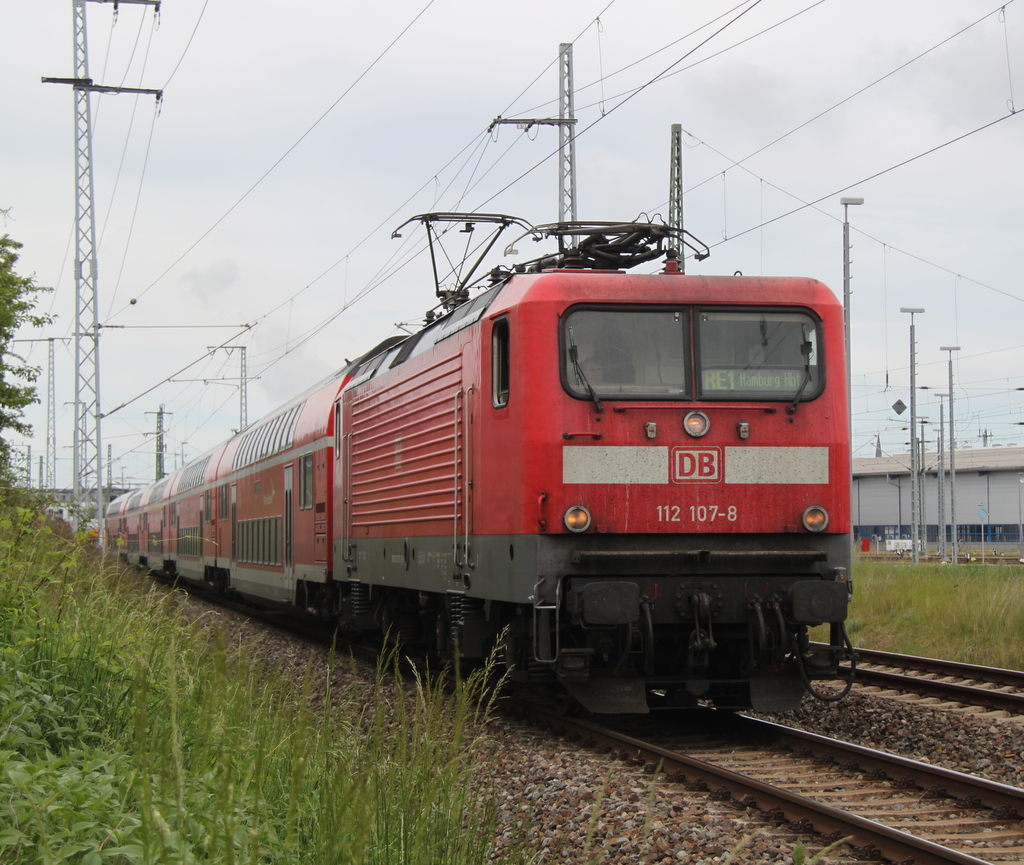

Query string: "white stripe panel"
[[724, 446, 829, 484], [563, 446, 669, 485]]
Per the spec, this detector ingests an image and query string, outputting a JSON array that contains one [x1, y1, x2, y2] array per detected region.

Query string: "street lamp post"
[[918, 417, 929, 556], [937, 395, 946, 560], [940, 346, 960, 564], [902, 308, 925, 563]]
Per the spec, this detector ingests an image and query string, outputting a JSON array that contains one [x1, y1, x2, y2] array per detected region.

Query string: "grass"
[[846, 558, 1024, 669], [0, 494, 526, 865], [6, 487, 1023, 864]]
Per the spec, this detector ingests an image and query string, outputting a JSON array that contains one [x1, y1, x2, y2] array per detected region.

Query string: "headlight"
[[802, 506, 829, 532], [564, 506, 592, 533], [683, 410, 710, 437]]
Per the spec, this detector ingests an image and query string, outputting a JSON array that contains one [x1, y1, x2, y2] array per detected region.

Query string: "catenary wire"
[[108, 0, 439, 320]]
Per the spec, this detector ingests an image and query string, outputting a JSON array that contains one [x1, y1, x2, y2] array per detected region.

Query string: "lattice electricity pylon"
[[558, 43, 578, 225], [72, 0, 102, 529], [47, 337, 56, 488], [487, 43, 578, 227], [668, 123, 684, 273], [43, 0, 161, 529]]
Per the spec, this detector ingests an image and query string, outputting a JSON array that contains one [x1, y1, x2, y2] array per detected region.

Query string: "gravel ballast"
[[174, 591, 1024, 864]]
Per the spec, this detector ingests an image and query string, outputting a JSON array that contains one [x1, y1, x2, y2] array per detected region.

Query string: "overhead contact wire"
[[477, 0, 769, 210], [112, 0, 439, 319]]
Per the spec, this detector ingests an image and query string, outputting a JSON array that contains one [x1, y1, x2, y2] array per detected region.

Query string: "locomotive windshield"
[[562, 306, 822, 402], [697, 309, 821, 400], [563, 308, 689, 398]]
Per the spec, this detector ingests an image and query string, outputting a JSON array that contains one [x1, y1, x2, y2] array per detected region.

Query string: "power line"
[[110, 0, 439, 318], [162, 0, 210, 88], [680, 2, 1013, 200], [476, 0, 770, 212]]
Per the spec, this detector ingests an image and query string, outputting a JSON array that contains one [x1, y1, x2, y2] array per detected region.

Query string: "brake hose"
[[775, 603, 857, 703]]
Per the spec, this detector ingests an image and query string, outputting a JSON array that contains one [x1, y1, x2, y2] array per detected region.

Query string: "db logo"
[[672, 447, 721, 483]]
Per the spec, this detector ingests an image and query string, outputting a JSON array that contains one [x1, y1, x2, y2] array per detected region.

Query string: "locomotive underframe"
[[340, 529, 851, 713]]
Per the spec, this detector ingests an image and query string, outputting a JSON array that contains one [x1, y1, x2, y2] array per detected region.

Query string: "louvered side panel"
[[348, 353, 464, 534]]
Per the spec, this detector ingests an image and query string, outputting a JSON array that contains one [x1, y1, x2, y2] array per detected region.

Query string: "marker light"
[[802, 506, 829, 533], [564, 506, 592, 533], [683, 411, 710, 438]]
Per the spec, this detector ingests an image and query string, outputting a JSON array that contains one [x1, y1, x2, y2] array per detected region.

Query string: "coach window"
[[696, 309, 822, 401], [492, 318, 510, 407], [299, 453, 314, 510], [269, 415, 285, 455]]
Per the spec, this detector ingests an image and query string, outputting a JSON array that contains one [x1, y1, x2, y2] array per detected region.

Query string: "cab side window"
[[492, 318, 510, 408]]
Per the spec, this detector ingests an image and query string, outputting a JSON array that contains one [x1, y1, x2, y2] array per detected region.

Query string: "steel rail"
[[817, 644, 1024, 712], [737, 715, 1024, 816], [847, 647, 1024, 688], [853, 667, 1024, 713], [505, 700, 1007, 865]]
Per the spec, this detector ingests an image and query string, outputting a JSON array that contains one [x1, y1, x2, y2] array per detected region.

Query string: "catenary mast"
[[43, 0, 161, 530]]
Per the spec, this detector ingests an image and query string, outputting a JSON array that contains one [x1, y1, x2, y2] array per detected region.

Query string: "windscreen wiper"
[[787, 327, 814, 415], [567, 327, 603, 413]]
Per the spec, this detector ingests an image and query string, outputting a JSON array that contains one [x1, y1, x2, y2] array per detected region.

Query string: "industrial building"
[[853, 446, 1024, 556]]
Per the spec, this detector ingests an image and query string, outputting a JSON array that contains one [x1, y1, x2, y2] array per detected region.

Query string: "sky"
[[3, 0, 1024, 491]]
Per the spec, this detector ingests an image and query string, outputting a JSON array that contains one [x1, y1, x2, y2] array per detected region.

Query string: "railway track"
[[833, 646, 1024, 717], [159, 574, 1024, 862], [505, 700, 1024, 865]]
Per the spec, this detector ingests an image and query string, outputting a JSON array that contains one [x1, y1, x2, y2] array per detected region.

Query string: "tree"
[[0, 232, 52, 480]]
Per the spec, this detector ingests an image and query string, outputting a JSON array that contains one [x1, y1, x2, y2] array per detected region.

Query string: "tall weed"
[[848, 560, 1024, 668], [0, 496, 516, 864]]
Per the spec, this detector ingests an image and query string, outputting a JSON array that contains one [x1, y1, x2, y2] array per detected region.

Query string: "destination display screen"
[[701, 368, 806, 392], [697, 310, 821, 401]]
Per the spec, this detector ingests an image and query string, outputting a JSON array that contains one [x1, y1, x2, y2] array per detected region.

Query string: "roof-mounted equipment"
[[504, 220, 710, 271], [392, 212, 532, 312]]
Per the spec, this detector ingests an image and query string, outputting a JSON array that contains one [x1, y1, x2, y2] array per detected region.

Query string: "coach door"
[[230, 484, 238, 564], [284, 464, 294, 590]]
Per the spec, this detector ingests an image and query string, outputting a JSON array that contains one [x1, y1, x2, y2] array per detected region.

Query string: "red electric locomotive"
[[108, 218, 852, 714]]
